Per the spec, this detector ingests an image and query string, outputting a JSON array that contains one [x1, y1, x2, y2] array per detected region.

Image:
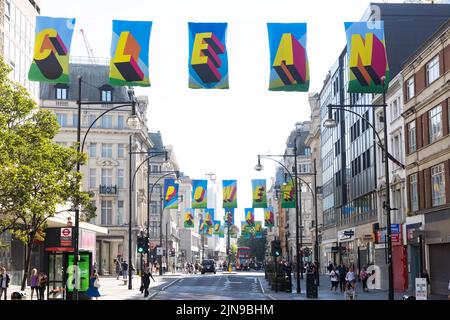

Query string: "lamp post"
[[74, 76, 138, 298], [323, 79, 402, 300]]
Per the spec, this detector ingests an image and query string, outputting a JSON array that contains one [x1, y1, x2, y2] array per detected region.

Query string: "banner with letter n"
[[163, 179, 179, 209], [281, 180, 296, 208], [184, 209, 194, 229], [109, 20, 152, 87], [267, 23, 309, 91], [28, 16, 76, 83], [344, 21, 389, 93], [241, 221, 250, 237], [192, 180, 208, 208], [224, 208, 235, 226], [252, 179, 267, 208], [222, 180, 237, 208], [188, 22, 229, 89], [244, 208, 255, 226], [264, 207, 275, 227]]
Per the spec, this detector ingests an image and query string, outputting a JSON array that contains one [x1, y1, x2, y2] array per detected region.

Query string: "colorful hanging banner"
[[254, 221, 263, 238], [344, 21, 389, 93], [267, 23, 309, 91], [264, 207, 275, 227], [281, 181, 296, 208], [188, 22, 229, 89], [219, 225, 225, 238], [184, 209, 195, 229], [28, 16, 76, 83], [224, 208, 235, 226], [252, 179, 267, 208], [245, 208, 255, 226], [206, 224, 213, 237], [109, 20, 152, 87], [163, 179, 179, 209], [213, 220, 221, 235], [241, 221, 249, 236], [192, 180, 208, 208], [222, 180, 237, 208], [205, 208, 215, 226]]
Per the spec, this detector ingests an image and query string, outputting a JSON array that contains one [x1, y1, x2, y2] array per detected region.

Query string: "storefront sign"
[[406, 223, 422, 244], [415, 278, 427, 300], [376, 224, 402, 245], [338, 228, 355, 242]]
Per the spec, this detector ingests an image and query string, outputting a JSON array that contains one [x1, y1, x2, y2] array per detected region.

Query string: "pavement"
[[260, 273, 448, 300]]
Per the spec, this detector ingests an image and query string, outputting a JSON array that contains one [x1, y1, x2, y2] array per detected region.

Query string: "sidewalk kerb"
[[162, 277, 182, 291], [257, 278, 265, 294]]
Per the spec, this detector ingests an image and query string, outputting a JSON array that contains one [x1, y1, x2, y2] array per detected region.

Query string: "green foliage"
[[0, 56, 95, 289], [237, 229, 267, 262]]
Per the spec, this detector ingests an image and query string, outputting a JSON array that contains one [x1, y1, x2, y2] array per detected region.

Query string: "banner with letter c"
[[28, 16, 76, 83]]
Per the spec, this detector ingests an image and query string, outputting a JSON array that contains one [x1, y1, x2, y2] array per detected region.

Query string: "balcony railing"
[[99, 184, 117, 195]]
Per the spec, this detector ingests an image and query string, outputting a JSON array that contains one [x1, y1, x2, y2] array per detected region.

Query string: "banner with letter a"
[[222, 180, 237, 208], [254, 221, 263, 238], [264, 207, 275, 227], [205, 208, 215, 227], [28, 16, 76, 83], [188, 22, 229, 89], [252, 179, 267, 208], [344, 21, 389, 93], [163, 179, 179, 209], [245, 208, 255, 226], [109, 20, 152, 87], [192, 180, 208, 208], [267, 23, 309, 91], [184, 209, 195, 229]]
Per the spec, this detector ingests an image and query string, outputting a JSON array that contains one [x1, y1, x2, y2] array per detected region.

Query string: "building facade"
[[402, 20, 450, 296]]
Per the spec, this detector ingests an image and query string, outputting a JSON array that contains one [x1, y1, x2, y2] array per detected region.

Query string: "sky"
[[41, 0, 403, 224]]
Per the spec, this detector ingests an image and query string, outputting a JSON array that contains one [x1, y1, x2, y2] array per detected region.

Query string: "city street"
[[149, 272, 268, 300]]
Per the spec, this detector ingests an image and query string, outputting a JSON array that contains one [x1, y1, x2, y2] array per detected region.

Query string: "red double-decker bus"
[[236, 247, 251, 271]]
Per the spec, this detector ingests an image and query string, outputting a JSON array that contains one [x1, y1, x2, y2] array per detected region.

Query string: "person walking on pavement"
[[360, 267, 369, 292], [122, 261, 128, 280], [330, 267, 339, 291], [86, 270, 101, 300], [338, 263, 347, 293], [30, 268, 40, 300], [142, 267, 155, 297], [345, 266, 356, 300], [38, 272, 47, 300], [0, 267, 10, 300], [115, 259, 121, 280]]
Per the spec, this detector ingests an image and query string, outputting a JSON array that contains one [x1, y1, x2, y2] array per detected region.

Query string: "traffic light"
[[271, 240, 281, 257], [137, 236, 149, 254]]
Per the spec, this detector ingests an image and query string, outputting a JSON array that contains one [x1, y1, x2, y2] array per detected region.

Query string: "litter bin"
[[306, 273, 318, 298]]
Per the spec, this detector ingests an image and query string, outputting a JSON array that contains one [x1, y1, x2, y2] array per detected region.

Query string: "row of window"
[[54, 85, 113, 101], [56, 112, 128, 129], [409, 163, 446, 211], [405, 54, 440, 101], [89, 166, 165, 189]]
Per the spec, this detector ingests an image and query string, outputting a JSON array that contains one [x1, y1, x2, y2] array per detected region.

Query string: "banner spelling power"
[[28, 16, 76, 83]]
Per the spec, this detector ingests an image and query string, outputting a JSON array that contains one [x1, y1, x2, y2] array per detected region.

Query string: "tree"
[[0, 56, 95, 290], [237, 229, 267, 262]]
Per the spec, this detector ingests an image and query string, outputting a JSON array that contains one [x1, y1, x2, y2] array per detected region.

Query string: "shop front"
[[337, 227, 356, 268], [355, 224, 376, 275]]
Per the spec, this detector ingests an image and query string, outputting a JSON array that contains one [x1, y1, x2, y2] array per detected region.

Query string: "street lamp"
[[322, 78, 403, 300], [73, 76, 138, 299]]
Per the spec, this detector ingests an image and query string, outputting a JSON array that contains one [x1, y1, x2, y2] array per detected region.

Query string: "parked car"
[[201, 259, 216, 274]]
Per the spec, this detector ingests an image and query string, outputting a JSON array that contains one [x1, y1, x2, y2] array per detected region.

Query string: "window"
[[117, 169, 124, 189], [299, 163, 310, 173], [117, 200, 124, 225], [426, 55, 440, 85], [406, 77, 415, 100], [429, 105, 442, 143], [118, 115, 125, 129], [391, 98, 400, 120], [151, 165, 161, 174], [150, 201, 159, 215], [408, 121, 416, 153], [101, 143, 113, 158], [304, 148, 311, 156], [101, 168, 113, 185], [101, 200, 112, 225], [56, 113, 67, 127], [72, 112, 78, 128], [89, 168, 96, 189], [101, 115, 113, 128], [88, 143, 97, 158], [88, 114, 97, 128], [101, 89, 112, 101], [118, 144, 125, 158], [55, 87, 67, 100], [431, 164, 445, 207], [89, 201, 97, 224]]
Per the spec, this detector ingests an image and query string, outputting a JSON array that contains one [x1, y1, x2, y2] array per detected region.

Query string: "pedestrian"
[[142, 267, 155, 297], [338, 263, 347, 292], [0, 267, 10, 300], [330, 268, 339, 291], [360, 267, 368, 292], [122, 261, 128, 280], [172, 262, 176, 274], [30, 268, 40, 300], [38, 272, 48, 300], [86, 270, 101, 300], [115, 259, 121, 280]]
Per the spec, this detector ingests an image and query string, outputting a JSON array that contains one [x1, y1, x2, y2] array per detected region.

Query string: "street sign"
[[60, 227, 72, 247], [415, 278, 427, 300], [157, 247, 163, 256]]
